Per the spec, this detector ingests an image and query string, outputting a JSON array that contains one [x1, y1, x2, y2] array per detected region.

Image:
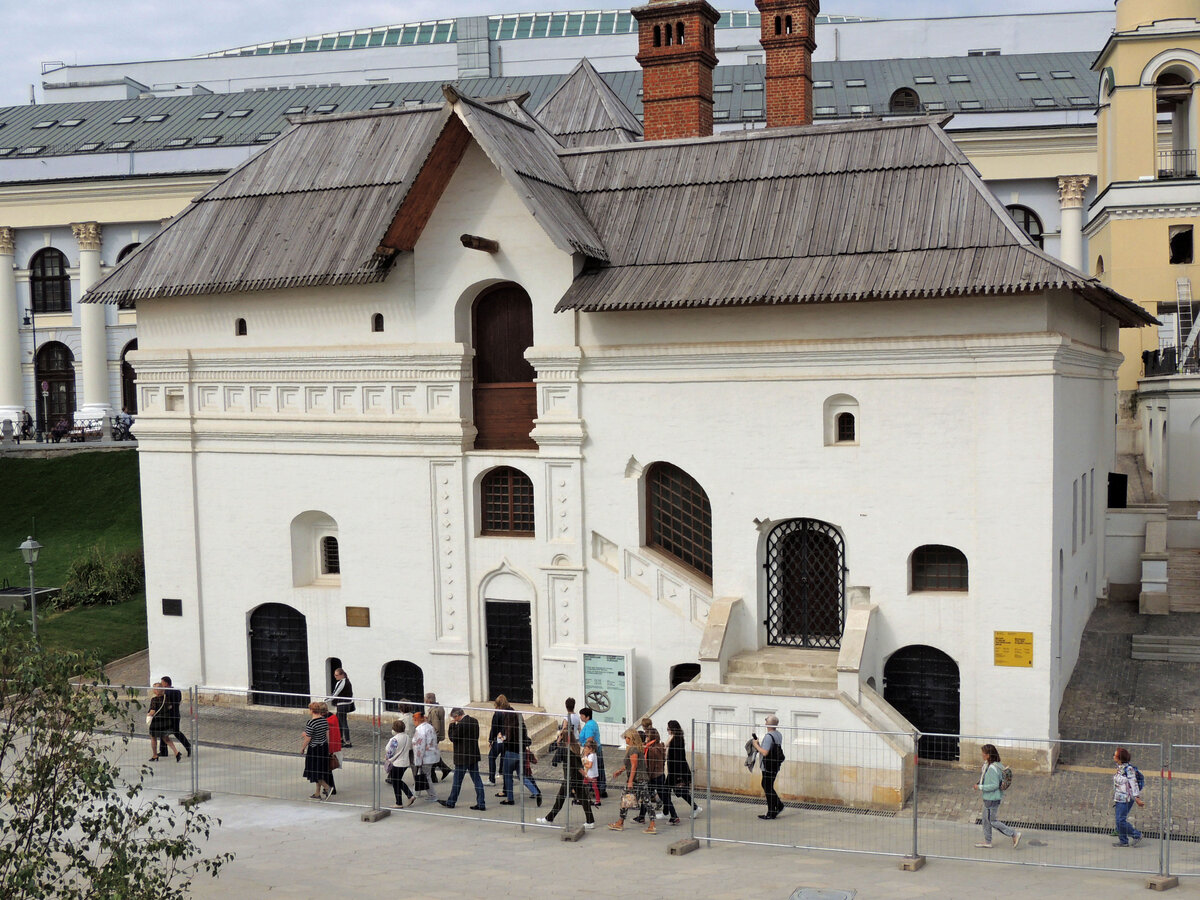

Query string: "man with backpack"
[[751, 715, 785, 820], [1112, 746, 1145, 848]]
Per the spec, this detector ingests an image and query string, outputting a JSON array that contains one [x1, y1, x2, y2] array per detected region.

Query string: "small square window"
[[845, 78, 867, 88], [959, 100, 982, 110], [850, 104, 872, 113], [1069, 97, 1092, 106], [925, 101, 946, 111], [195, 136, 222, 145], [1170, 225, 1193, 265], [145, 114, 168, 122], [31, 121, 55, 129], [714, 84, 734, 93], [285, 105, 306, 114], [812, 80, 833, 89], [369, 100, 394, 109], [914, 75, 936, 85], [1051, 71, 1075, 79], [110, 140, 133, 149], [166, 138, 189, 147], [115, 115, 139, 124], [59, 118, 84, 127], [1033, 98, 1056, 107], [255, 132, 280, 142], [743, 84, 763, 92], [814, 106, 838, 116], [17, 146, 42, 155], [948, 75, 970, 83], [198, 110, 222, 119], [713, 110, 729, 119], [1017, 72, 1040, 81], [313, 103, 338, 113], [79, 142, 102, 151], [228, 109, 252, 118]]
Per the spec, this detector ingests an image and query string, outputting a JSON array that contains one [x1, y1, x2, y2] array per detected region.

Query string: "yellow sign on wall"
[[994, 631, 1033, 667]]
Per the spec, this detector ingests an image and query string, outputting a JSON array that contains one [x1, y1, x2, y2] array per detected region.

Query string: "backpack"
[[645, 740, 666, 778], [1127, 764, 1145, 792], [762, 732, 785, 772], [996, 763, 1013, 792]]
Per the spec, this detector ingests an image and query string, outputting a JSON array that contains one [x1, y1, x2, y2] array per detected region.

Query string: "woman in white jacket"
[[384, 720, 415, 807]]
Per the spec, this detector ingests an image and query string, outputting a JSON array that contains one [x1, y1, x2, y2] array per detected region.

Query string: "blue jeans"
[[981, 800, 1014, 843], [502, 750, 540, 801], [488, 740, 504, 780], [1115, 800, 1142, 844], [446, 762, 486, 808]]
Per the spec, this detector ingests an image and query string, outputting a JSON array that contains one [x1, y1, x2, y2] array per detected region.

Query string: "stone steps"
[[725, 647, 838, 689], [1169, 549, 1200, 612], [1131, 633, 1200, 662]]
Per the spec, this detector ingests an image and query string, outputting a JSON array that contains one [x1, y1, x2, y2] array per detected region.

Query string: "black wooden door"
[[764, 518, 845, 649], [486, 601, 533, 704], [249, 603, 310, 707], [36, 342, 75, 435], [383, 660, 425, 712], [883, 645, 960, 761]]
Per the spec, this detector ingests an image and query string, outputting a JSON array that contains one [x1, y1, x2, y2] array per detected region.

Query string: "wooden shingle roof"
[[534, 58, 644, 147]]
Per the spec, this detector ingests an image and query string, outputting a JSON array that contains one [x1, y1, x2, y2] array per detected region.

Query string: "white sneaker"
[[583, 822, 595, 830], [656, 812, 669, 819], [691, 805, 702, 817], [536, 817, 555, 826]]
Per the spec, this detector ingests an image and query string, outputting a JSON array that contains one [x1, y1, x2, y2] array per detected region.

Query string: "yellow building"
[[1089, 0, 1200, 394]]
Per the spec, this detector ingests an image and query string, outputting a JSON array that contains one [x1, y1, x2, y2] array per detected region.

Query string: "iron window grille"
[[764, 518, 845, 649], [836, 412, 856, 442], [320, 536, 340, 575], [1006, 204, 1044, 249], [482, 466, 535, 535], [645, 462, 712, 578], [911, 544, 968, 591], [30, 248, 70, 313]]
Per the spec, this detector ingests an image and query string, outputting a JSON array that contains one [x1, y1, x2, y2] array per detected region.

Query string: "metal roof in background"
[[0, 51, 1098, 163]]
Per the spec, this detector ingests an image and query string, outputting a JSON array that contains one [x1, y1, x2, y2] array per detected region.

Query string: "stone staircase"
[[1169, 548, 1200, 612], [1131, 633, 1200, 662], [724, 646, 838, 691]]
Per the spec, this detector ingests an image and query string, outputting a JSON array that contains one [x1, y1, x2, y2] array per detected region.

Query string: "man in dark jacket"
[[439, 707, 486, 811], [156, 675, 192, 758]]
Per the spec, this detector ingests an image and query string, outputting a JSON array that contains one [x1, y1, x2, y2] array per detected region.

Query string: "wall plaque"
[[345, 606, 371, 628], [994, 631, 1033, 667]]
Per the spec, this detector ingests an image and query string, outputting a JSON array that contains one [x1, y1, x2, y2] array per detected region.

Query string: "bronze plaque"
[[345, 606, 371, 628]]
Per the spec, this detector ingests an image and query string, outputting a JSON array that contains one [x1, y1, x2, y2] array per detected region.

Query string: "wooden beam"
[[460, 234, 500, 253], [379, 115, 472, 252]]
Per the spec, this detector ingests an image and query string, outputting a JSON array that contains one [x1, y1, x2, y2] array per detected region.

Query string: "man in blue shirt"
[[578, 707, 607, 798]]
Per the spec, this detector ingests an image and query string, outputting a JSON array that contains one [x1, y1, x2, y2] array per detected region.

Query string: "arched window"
[[910, 544, 968, 591], [372, 313, 384, 332], [836, 412, 855, 443], [1095, 256, 1105, 276], [774, 15, 782, 35], [320, 536, 340, 575], [645, 461, 712, 578], [383, 661, 425, 712], [291, 511, 339, 586], [784, 15, 793, 34], [676, 21, 685, 44], [1006, 205, 1044, 249], [665, 23, 673, 45], [36, 341, 75, 435], [115, 242, 140, 263], [481, 466, 535, 536], [235, 318, 247, 336], [29, 248, 70, 313], [889, 88, 921, 114], [120, 339, 138, 414], [653, 25, 661, 47], [1156, 68, 1196, 178], [473, 284, 536, 450]]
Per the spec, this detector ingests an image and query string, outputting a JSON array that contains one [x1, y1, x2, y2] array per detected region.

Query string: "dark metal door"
[[883, 645, 960, 761], [248, 603, 310, 707], [383, 660, 425, 712], [486, 601, 533, 704], [36, 342, 75, 435], [764, 518, 845, 649]]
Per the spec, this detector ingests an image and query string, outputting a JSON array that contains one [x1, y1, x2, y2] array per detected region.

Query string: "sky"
[[0, 0, 1109, 109]]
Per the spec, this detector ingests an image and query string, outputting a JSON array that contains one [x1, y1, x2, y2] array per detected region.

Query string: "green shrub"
[[56, 545, 145, 610]]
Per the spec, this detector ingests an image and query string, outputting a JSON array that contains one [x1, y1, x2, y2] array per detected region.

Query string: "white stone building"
[[86, 0, 1152, 795]]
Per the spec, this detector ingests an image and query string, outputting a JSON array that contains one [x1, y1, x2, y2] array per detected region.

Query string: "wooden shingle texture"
[[534, 58, 644, 148]]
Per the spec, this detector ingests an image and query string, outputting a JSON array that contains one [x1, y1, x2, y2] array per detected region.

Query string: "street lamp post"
[[19, 536, 42, 640]]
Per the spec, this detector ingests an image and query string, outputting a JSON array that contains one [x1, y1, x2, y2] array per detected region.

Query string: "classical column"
[[73, 222, 110, 419], [0, 227, 23, 424], [1057, 175, 1090, 272]]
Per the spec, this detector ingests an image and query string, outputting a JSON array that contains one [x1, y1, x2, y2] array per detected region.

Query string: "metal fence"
[[89, 693, 1200, 880]]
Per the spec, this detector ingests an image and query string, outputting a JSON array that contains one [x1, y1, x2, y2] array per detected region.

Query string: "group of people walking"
[[145, 675, 191, 762]]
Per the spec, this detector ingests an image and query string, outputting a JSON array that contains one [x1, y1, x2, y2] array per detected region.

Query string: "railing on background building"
[[1144, 346, 1180, 377], [79, 692, 1200, 882], [1159, 149, 1198, 180]]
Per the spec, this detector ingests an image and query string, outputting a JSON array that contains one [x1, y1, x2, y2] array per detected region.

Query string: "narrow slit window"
[[321, 536, 340, 574], [235, 318, 247, 336]]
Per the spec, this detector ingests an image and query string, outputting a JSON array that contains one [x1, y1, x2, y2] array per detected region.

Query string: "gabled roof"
[[534, 59, 643, 147], [555, 117, 1154, 326]]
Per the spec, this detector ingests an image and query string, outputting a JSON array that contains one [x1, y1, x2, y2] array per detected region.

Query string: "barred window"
[[482, 466, 535, 535], [30, 248, 70, 313], [321, 536, 340, 575], [646, 462, 712, 578], [836, 412, 856, 443], [911, 544, 968, 591]]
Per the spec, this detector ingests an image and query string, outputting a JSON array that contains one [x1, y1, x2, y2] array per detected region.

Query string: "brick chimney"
[[755, 0, 820, 127], [632, 0, 721, 140]]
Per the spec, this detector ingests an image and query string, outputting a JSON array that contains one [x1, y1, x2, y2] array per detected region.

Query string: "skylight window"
[[369, 101, 394, 109], [18, 146, 43, 155], [110, 140, 133, 149], [914, 76, 936, 85], [195, 136, 222, 145], [166, 138, 189, 147], [198, 111, 222, 119], [1033, 98, 1057, 107], [1051, 71, 1075, 79], [115, 115, 139, 124], [714, 85, 734, 93], [313, 104, 337, 113], [1017, 73, 1040, 81], [1069, 96, 1092, 106], [714, 110, 729, 119], [959, 100, 982, 109], [812, 80, 832, 89], [850, 104, 872, 113], [0, 148, 13, 156], [31, 121, 55, 129], [814, 106, 837, 116], [255, 132, 280, 142], [144, 114, 168, 122], [948, 75, 971, 83], [79, 142, 102, 151], [285, 105, 306, 114], [59, 119, 84, 127], [742, 84, 763, 92], [925, 102, 946, 111], [845, 79, 867, 88], [228, 109, 252, 118]]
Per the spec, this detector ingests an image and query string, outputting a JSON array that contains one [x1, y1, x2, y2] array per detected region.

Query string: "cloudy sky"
[[0, 0, 1107, 109]]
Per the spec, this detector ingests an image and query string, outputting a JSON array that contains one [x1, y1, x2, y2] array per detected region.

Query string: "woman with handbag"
[[322, 702, 341, 797], [608, 729, 657, 834], [146, 682, 180, 762], [384, 719, 415, 807], [301, 701, 333, 799]]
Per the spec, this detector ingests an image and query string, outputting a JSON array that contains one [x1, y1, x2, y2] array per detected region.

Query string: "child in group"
[[583, 737, 601, 806]]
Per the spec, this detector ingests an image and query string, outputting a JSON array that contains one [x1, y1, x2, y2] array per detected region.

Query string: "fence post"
[[689, 719, 696, 842], [900, 729, 925, 871], [190, 686, 198, 798], [705, 722, 712, 848], [1166, 743, 1173, 878], [360, 698, 390, 822]]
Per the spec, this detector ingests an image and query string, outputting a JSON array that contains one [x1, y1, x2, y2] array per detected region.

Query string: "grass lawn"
[[0, 450, 146, 663]]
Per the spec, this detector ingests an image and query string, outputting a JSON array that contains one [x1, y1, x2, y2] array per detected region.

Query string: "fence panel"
[[1168, 744, 1200, 877], [84, 683, 194, 796], [690, 720, 917, 857], [917, 734, 1163, 875]]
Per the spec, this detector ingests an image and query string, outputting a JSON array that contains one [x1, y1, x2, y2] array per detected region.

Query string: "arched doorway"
[[763, 518, 845, 648], [670, 663, 701, 689], [382, 660, 425, 712], [248, 603, 310, 707], [883, 645, 960, 761], [472, 283, 536, 450], [120, 339, 138, 413], [486, 601, 533, 704], [35, 341, 75, 435]]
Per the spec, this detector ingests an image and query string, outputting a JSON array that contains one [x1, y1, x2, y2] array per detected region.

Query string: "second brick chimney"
[[755, 0, 820, 128], [632, 0, 721, 140]]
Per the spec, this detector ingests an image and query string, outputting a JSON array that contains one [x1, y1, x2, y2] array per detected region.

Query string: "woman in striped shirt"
[[302, 701, 333, 799]]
